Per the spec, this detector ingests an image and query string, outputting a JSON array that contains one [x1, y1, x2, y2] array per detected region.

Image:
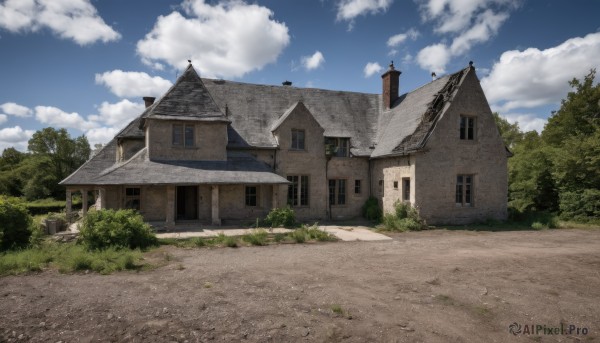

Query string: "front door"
[[176, 186, 198, 220]]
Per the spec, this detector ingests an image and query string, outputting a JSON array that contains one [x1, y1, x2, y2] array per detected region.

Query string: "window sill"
[[288, 149, 307, 152], [171, 145, 199, 150]]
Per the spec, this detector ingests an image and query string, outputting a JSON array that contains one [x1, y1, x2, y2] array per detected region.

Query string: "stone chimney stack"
[[143, 97, 156, 108], [381, 61, 401, 109]]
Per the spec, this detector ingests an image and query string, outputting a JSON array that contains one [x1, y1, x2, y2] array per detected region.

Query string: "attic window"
[[325, 137, 350, 157], [291, 129, 305, 150], [173, 124, 194, 147], [460, 116, 476, 140]]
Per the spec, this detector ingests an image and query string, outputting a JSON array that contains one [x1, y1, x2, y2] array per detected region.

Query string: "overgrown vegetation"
[[79, 209, 158, 250], [379, 201, 426, 232], [362, 197, 382, 221], [0, 242, 144, 276], [0, 196, 34, 251], [263, 206, 296, 228], [498, 69, 600, 223]]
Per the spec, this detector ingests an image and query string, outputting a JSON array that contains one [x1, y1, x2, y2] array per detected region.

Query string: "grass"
[[0, 241, 146, 276], [331, 304, 344, 315], [158, 224, 336, 249]]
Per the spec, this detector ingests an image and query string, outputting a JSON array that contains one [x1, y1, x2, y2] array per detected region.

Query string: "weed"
[[531, 222, 547, 230], [273, 233, 286, 242], [379, 201, 426, 232], [242, 229, 268, 246], [331, 304, 344, 315], [434, 294, 454, 305], [176, 263, 185, 270], [203, 282, 212, 288]]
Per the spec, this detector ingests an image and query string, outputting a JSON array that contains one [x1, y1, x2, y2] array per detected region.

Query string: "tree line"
[[0, 128, 91, 200], [494, 69, 599, 222]]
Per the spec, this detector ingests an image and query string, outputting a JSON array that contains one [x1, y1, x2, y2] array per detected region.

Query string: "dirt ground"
[[1, 228, 599, 343]]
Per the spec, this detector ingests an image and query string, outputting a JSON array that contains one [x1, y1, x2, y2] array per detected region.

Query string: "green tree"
[[493, 112, 524, 149], [26, 128, 91, 199]]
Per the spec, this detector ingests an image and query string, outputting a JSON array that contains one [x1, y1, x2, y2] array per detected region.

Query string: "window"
[[245, 186, 257, 206], [325, 137, 350, 157], [393, 181, 399, 189], [460, 116, 476, 140], [354, 180, 361, 194], [287, 175, 309, 206], [291, 129, 305, 150], [329, 179, 346, 206], [173, 124, 194, 147], [378, 180, 383, 195], [402, 178, 410, 201], [456, 175, 473, 207], [125, 187, 140, 210]]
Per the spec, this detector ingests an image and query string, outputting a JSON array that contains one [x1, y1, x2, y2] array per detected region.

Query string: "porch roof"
[[62, 148, 289, 186]]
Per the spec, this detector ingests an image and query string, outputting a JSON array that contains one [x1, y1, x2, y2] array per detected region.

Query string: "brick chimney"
[[143, 97, 156, 108], [381, 61, 401, 109]]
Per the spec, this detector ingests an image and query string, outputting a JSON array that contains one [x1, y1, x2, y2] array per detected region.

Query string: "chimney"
[[143, 97, 156, 108], [381, 61, 401, 109], [431, 72, 437, 81], [282, 80, 292, 86]]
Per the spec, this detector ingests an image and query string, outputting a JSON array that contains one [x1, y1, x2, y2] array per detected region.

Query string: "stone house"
[[60, 61, 508, 226]]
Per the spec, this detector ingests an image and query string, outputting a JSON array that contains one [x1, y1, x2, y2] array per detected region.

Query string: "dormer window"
[[173, 124, 194, 147], [291, 129, 305, 150], [325, 137, 350, 157], [460, 116, 476, 140]]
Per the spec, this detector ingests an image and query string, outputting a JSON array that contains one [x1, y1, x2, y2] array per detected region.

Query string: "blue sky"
[[0, 0, 599, 151]]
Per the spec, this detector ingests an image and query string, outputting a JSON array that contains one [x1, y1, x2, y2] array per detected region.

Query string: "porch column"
[[211, 185, 221, 225], [81, 189, 88, 216], [97, 188, 106, 210], [66, 189, 72, 222], [166, 185, 175, 228]]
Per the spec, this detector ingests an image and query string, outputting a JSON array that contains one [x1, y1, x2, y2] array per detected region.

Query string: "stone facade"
[[62, 63, 508, 226]]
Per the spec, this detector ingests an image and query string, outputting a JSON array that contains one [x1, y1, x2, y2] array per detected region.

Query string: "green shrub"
[[379, 201, 426, 232], [242, 229, 268, 246], [531, 222, 546, 230], [362, 197, 382, 221], [79, 209, 157, 250], [0, 196, 34, 251], [560, 189, 600, 222], [264, 206, 296, 228], [290, 224, 336, 243]]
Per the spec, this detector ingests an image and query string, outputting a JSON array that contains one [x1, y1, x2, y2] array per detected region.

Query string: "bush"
[[242, 229, 268, 246], [290, 224, 336, 243], [362, 197, 382, 221], [379, 201, 426, 232], [0, 196, 34, 251], [560, 189, 600, 222], [264, 206, 296, 228], [79, 209, 157, 250]]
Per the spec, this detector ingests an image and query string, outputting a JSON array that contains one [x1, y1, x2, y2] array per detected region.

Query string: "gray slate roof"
[[62, 147, 288, 186], [61, 64, 473, 186], [141, 64, 228, 122], [203, 79, 381, 156]]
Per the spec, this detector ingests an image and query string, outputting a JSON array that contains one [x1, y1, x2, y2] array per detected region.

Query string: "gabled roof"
[[371, 68, 469, 157], [203, 80, 380, 155], [270, 101, 324, 132], [141, 64, 229, 123]]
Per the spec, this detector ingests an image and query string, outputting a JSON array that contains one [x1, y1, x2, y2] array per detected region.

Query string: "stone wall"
[[146, 119, 228, 161], [413, 69, 508, 224], [327, 157, 370, 219]]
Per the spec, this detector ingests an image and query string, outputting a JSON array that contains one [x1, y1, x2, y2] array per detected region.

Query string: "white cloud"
[[301, 51, 325, 71], [0, 102, 32, 117], [481, 32, 600, 112], [136, 0, 290, 79], [0, 114, 7, 125], [336, 0, 393, 21], [501, 113, 546, 133], [95, 70, 173, 98], [363, 62, 383, 77], [85, 127, 120, 146], [416, 43, 451, 74], [415, 0, 517, 72], [0, 126, 35, 151], [387, 28, 419, 47], [89, 99, 145, 126], [35, 106, 97, 130], [0, 0, 120, 45]]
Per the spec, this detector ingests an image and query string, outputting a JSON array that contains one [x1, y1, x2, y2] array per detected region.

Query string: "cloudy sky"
[[0, 0, 599, 151]]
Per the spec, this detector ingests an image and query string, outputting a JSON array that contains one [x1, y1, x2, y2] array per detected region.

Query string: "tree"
[[493, 112, 524, 149], [25, 128, 91, 199]]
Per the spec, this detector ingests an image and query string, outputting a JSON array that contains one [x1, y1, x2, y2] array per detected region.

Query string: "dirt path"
[[1, 229, 599, 342]]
